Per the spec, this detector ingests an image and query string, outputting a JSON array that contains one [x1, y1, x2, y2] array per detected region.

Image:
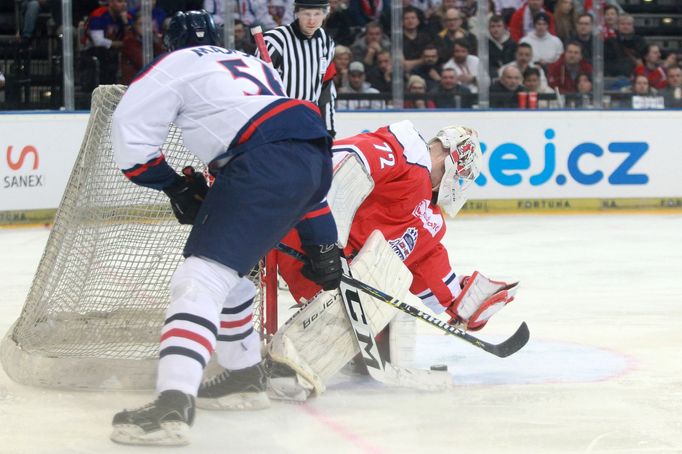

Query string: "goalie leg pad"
[[267, 230, 413, 400]]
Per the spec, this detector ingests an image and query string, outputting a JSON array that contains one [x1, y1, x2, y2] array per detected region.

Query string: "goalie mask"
[[429, 126, 482, 217], [165, 10, 219, 51]]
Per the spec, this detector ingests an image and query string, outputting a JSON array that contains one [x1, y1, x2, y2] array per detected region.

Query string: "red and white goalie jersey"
[[277, 120, 460, 315]]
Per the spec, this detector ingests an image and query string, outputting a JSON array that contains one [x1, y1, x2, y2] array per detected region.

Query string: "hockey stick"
[[276, 242, 530, 358], [251, 26, 272, 66], [337, 259, 452, 391]]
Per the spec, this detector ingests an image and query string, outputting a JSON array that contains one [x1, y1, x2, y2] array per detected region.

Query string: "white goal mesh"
[[0, 85, 275, 390]]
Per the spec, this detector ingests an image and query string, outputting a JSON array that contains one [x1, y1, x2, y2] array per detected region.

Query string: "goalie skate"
[[110, 390, 195, 446], [197, 361, 270, 410]]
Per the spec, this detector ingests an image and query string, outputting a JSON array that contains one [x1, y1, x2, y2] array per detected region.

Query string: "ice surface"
[[1, 214, 681, 453]]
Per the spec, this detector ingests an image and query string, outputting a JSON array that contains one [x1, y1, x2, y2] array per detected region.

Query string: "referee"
[[256, 0, 337, 136]]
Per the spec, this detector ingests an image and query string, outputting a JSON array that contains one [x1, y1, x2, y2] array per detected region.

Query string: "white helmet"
[[429, 125, 482, 217]]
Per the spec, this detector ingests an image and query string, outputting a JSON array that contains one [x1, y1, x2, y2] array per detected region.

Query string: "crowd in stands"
[[2, 0, 682, 109]]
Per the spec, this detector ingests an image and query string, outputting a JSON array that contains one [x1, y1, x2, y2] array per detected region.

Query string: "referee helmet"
[[294, 0, 329, 8], [165, 10, 219, 51]]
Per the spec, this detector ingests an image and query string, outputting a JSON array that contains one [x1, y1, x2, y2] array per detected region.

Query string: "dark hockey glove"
[[162, 166, 208, 225], [301, 243, 342, 290]]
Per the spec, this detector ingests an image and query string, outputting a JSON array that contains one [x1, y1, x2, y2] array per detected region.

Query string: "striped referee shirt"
[[257, 20, 337, 134]]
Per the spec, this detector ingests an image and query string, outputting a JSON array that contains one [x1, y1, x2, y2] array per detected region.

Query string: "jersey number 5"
[[219, 59, 285, 97]]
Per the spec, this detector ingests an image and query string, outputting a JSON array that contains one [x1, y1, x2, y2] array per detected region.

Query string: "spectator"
[[410, 0, 440, 19], [403, 6, 433, 72], [520, 12, 563, 66], [615, 14, 646, 68], [337, 61, 386, 109], [490, 65, 525, 108], [509, 0, 555, 42], [84, 0, 131, 85], [604, 15, 642, 78], [500, 42, 551, 92], [20, 0, 62, 46], [268, 0, 295, 27], [326, 0, 355, 46], [662, 66, 682, 108], [488, 14, 517, 76], [18, 0, 61, 46], [574, 13, 593, 63], [410, 43, 443, 91], [366, 49, 393, 93], [437, 8, 477, 61], [347, 0, 386, 28], [523, 66, 553, 93], [494, 0, 523, 25], [120, 14, 164, 85], [426, 0, 459, 38], [402, 0, 429, 31], [602, 4, 618, 39], [547, 41, 592, 94], [333, 44, 352, 90], [632, 74, 656, 96], [428, 67, 472, 108], [234, 19, 256, 54], [129, 0, 165, 34], [634, 44, 669, 91], [350, 21, 391, 71], [404, 74, 436, 108], [443, 38, 487, 93], [553, 0, 576, 45], [237, 0, 283, 30], [576, 72, 592, 95]]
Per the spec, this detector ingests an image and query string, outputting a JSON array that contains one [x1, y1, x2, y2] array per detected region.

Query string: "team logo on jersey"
[[389, 228, 418, 261], [412, 200, 443, 237]]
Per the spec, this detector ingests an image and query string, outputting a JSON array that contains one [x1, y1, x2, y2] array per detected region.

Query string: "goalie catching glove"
[[301, 243, 342, 290], [163, 166, 208, 225], [446, 271, 518, 331]]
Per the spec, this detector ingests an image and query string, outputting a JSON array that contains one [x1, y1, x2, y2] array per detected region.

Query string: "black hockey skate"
[[110, 390, 195, 446], [197, 361, 270, 410]]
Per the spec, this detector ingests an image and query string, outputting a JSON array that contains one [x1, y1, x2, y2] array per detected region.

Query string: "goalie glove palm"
[[301, 244, 342, 291], [163, 166, 208, 225]]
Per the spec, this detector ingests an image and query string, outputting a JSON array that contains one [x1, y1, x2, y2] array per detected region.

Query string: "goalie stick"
[[337, 259, 452, 391], [276, 242, 530, 358]]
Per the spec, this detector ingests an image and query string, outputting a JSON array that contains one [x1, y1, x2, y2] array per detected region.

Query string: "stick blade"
[[489, 322, 530, 358]]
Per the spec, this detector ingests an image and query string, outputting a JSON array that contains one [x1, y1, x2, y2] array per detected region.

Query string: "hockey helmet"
[[429, 126, 482, 217], [164, 10, 219, 51]]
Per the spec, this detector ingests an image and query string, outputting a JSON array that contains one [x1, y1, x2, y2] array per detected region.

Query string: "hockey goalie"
[[247, 121, 519, 401], [196, 121, 520, 406]]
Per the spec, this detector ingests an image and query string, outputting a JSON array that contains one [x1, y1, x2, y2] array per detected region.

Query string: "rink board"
[[1, 110, 681, 224]]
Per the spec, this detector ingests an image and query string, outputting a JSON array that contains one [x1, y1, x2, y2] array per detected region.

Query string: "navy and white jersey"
[[112, 45, 329, 190]]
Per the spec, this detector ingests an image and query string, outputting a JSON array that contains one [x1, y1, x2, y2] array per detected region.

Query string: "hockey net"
[[0, 85, 278, 390]]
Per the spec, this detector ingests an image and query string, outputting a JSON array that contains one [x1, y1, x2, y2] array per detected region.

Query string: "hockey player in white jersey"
[[109, 10, 341, 446]]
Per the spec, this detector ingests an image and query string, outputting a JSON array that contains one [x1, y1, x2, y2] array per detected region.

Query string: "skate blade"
[[110, 421, 190, 446], [196, 391, 270, 411]]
